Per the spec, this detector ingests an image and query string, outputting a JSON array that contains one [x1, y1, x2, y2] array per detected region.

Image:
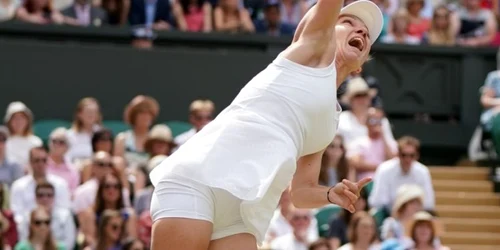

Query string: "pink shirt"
[[185, 6, 204, 32], [347, 137, 398, 180], [46, 157, 80, 193]]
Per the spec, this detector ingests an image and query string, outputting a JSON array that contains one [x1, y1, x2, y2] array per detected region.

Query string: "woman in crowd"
[[15, 0, 67, 24], [406, 212, 449, 250], [67, 98, 102, 164], [423, 5, 457, 46], [143, 124, 174, 158], [213, 0, 254, 33], [4, 102, 42, 168], [14, 207, 65, 250], [319, 135, 353, 187], [337, 211, 379, 250], [174, 0, 212, 32], [405, 0, 430, 39], [0, 184, 17, 249], [279, 0, 308, 27], [115, 95, 159, 169], [382, 9, 421, 45], [327, 189, 369, 249], [85, 210, 124, 250]]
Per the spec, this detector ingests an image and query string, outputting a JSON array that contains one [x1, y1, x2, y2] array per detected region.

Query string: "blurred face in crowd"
[[398, 144, 419, 172], [102, 174, 121, 203], [94, 133, 113, 153], [433, 7, 449, 30], [463, 0, 480, 9], [324, 136, 345, 163], [413, 221, 434, 245], [78, 103, 100, 128], [9, 112, 29, 136], [92, 151, 113, 180], [355, 216, 376, 244], [393, 15, 409, 34], [349, 92, 371, 112], [30, 209, 51, 239], [366, 109, 383, 139], [36, 187, 55, 209], [150, 140, 170, 156], [407, 0, 424, 15], [265, 6, 280, 27], [289, 209, 312, 236], [400, 199, 423, 219], [106, 216, 123, 242], [190, 110, 213, 131], [49, 135, 68, 157], [134, 111, 154, 130], [30, 148, 48, 177]]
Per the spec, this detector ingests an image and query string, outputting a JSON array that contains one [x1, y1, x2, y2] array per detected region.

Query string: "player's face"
[[335, 15, 371, 72]]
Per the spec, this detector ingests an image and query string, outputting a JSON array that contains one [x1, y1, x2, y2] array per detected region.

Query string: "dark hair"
[[96, 210, 123, 250], [29, 146, 47, 162], [180, 0, 205, 14], [137, 163, 152, 188], [92, 128, 114, 153], [94, 172, 125, 215], [35, 180, 54, 194], [308, 238, 331, 250]]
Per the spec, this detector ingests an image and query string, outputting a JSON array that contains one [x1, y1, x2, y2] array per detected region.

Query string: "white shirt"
[[338, 111, 395, 146], [368, 158, 435, 210], [10, 174, 71, 219], [5, 135, 42, 168], [265, 209, 319, 243], [17, 207, 76, 250], [337, 243, 380, 250], [72, 178, 131, 213], [66, 128, 93, 164], [173, 128, 196, 147], [271, 233, 308, 250]]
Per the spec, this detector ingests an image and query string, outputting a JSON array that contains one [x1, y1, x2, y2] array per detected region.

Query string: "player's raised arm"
[[292, 0, 344, 43]]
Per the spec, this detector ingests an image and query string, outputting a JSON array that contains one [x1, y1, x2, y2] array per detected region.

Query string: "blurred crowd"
[[0, 74, 446, 250], [0, 0, 500, 48]]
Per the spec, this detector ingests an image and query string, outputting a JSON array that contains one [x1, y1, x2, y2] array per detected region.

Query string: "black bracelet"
[[326, 186, 335, 204]]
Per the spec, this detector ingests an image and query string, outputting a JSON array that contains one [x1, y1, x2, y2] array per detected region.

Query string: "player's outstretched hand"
[[327, 177, 372, 213]]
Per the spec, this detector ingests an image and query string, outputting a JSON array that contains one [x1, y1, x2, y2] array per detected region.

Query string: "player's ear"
[[352, 68, 362, 75]]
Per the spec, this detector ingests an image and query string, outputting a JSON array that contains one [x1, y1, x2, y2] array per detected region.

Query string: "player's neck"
[[335, 63, 351, 89]]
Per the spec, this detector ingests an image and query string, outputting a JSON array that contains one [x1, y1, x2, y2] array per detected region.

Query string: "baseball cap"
[[340, 0, 384, 44]]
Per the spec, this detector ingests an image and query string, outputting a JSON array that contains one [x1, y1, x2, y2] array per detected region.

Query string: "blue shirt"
[[480, 70, 500, 130], [145, 0, 157, 27]]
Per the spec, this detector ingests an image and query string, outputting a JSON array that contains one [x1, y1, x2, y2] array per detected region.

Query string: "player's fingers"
[[356, 177, 372, 189], [343, 188, 358, 204], [347, 204, 355, 213], [342, 179, 359, 194]]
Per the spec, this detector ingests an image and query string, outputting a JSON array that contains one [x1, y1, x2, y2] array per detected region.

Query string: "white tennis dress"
[[150, 54, 341, 242]]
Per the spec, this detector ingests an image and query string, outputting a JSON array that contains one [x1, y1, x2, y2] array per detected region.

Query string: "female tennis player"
[[149, 0, 383, 249]]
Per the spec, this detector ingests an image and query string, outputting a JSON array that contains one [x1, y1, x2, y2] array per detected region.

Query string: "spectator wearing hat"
[[0, 126, 23, 187], [115, 95, 159, 168], [46, 128, 80, 193], [379, 184, 425, 249], [254, 0, 296, 36], [174, 99, 215, 150], [369, 136, 435, 212], [405, 211, 449, 250], [3, 102, 42, 168], [144, 124, 174, 158], [338, 77, 395, 147], [62, 0, 108, 26]]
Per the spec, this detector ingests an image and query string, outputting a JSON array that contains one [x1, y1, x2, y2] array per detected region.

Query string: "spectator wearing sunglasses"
[[18, 181, 76, 250], [369, 136, 435, 212], [46, 128, 80, 193], [84, 210, 124, 250], [347, 108, 397, 181], [14, 207, 65, 250], [270, 206, 318, 250], [10, 147, 71, 221], [0, 126, 23, 187], [173, 99, 215, 151]]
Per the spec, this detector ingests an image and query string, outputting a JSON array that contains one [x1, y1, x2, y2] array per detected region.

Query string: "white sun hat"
[[340, 0, 384, 44]]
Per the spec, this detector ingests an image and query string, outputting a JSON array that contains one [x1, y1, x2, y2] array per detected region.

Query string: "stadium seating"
[[33, 119, 71, 145], [315, 204, 342, 237]]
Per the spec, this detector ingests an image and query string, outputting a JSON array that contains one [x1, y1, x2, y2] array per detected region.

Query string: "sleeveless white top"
[[150, 54, 341, 242]]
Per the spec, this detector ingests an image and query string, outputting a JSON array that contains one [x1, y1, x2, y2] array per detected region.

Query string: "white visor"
[[340, 0, 384, 44]]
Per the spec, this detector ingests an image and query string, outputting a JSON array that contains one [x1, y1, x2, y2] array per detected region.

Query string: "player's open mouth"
[[348, 37, 364, 52]]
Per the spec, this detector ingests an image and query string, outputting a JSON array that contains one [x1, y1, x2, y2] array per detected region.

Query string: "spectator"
[[129, 0, 173, 30], [381, 9, 421, 45], [101, 0, 130, 25], [369, 136, 435, 211], [308, 238, 331, 250], [17, 181, 76, 250], [4, 102, 42, 168], [0, 0, 18, 21], [174, 0, 212, 32], [270, 206, 318, 250], [84, 210, 124, 250], [326, 189, 369, 249], [115, 95, 159, 168], [338, 77, 395, 147], [0, 126, 23, 187], [46, 128, 80, 193], [133, 154, 166, 202], [347, 108, 398, 181], [144, 124, 174, 158], [61, 0, 109, 26], [337, 211, 379, 250], [456, 0, 497, 46], [15, 0, 67, 25], [405, 0, 431, 39], [319, 135, 353, 187], [423, 5, 457, 46], [279, 0, 307, 27], [254, 0, 296, 37], [122, 238, 146, 250], [405, 211, 450, 250], [480, 64, 500, 155], [0, 184, 18, 249], [10, 147, 70, 220], [174, 99, 214, 149], [14, 207, 65, 250], [213, 0, 254, 33], [66, 97, 102, 165], [380, 184, 424, 249]]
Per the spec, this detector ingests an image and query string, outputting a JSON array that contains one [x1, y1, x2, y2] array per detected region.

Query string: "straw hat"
[[392, 184, 425, 215], [3, 101, 34, 123], [147, 154, 168, 172], [123, 95, 160, 125], [342, 77, 377, 103], [144, 124, 175, 153], [406, 211, 444, 238]]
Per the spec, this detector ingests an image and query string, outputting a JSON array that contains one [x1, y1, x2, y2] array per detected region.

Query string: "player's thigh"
[[151, 217, 212, 250], [208, 233, 258, 250]]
